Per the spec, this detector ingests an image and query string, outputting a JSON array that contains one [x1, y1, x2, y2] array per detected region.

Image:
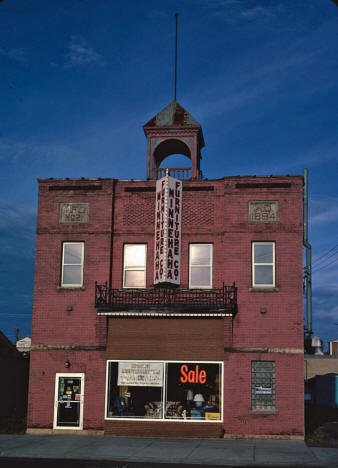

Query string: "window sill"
[[57, 286, 86, 291], [249, 287, 279, 292], [252, 409, 278, 415]]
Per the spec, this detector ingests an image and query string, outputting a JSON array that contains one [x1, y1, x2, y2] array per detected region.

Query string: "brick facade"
[[28, 102, 304, 438]]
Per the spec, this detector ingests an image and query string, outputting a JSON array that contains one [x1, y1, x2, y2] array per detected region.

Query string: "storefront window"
[[165, 362, 221, 420], [107, 362, 164, 419], [106, 361, 222, 422]]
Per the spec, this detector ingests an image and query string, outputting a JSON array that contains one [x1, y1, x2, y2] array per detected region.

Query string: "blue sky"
[[0, 0, 337, 348]]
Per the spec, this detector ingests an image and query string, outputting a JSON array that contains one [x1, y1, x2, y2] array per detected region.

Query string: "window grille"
[[251, 361, 275, 410]]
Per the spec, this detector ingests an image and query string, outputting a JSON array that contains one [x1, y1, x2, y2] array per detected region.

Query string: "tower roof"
[[144, 100, 202, 129], [143, 100, 205, 181]]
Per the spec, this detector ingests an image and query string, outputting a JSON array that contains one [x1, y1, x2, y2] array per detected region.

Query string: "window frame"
[[105, 359, 223, 423], [61, 242, 84, 288], [252, 241, 275, 288], [123, 243, 147, 289], [53, 372, 85, 430], [189, 243, 213, 289]]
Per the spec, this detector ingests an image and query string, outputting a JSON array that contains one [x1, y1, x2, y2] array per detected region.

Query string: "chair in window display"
[[165, 401, 184, 418], [144, 401, 163, 418]]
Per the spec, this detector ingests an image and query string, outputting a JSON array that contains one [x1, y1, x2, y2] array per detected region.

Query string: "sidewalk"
[[1, 434, 338, 466]]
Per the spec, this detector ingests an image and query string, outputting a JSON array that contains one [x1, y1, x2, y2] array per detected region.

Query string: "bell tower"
[[143, 100, 205, 180]]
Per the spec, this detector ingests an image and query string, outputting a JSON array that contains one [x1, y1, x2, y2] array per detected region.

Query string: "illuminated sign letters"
[[154, 173, 182, 285], [180, 364, 207, 384]]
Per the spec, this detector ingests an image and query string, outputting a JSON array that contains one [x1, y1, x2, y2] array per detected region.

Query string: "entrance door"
[[54, 373, 84, 430]]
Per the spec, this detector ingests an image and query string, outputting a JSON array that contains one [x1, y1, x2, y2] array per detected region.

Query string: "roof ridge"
[[143, 100, 201, 128]]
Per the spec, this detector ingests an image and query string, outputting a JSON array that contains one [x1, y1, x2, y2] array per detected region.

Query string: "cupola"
[[143, 100, 205, 180]]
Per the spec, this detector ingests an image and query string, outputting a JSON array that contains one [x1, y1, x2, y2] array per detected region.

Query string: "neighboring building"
[[304, 355, 338, 433], [0, 330, 29, 423], [305, 355, 338, 381], [329, 340, 338, 355], [27, 101, 304, 438]]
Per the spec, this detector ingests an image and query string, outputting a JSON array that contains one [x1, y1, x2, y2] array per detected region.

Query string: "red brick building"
[[27, 101, 304, 438]]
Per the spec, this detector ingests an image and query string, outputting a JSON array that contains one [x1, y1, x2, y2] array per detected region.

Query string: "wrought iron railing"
[[95, 282, 237, 314], [154, 168, 191, 180]]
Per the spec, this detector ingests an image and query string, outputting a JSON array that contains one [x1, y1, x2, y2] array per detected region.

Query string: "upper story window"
[[61, 242, 84, 287], [123, 244, 147, 288], [252, 242, 275, 288], [189, 244, 213, 289]]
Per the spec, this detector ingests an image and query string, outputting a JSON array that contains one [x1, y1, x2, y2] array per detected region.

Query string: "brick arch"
[[153, 139, 191, 168]]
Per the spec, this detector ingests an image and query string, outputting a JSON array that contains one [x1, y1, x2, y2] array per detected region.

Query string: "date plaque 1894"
[[59, 203, 89, 224], [249, 201, 279, 223]]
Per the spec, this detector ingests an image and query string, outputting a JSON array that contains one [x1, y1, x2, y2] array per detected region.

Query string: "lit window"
[[61, 242, 84, 287], [106, 360, 222, 421], [252, 242, 275, 287], [252, 361, 275, 410], [123, 244, 147, 288], [189, 244, 213, 288]]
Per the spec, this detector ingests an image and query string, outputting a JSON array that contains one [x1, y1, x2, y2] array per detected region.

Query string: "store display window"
[[106, 361, 222, 422]]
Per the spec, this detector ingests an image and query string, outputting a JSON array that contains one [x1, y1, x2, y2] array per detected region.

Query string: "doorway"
[[53, 373, 84, 430]]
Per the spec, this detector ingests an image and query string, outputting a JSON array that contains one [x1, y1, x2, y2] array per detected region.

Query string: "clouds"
[[0, 47, 27, 64], [0, 139, 83, 165], [0, 36, 103, 69], [0, 201, 36, 256], [65, 35, 103, 67], [239, 6, 275, 22], [0, 201, 36, 332], [192, 28, 329, 124], [197, 0, 280, 24], [310, 197, 338, 227], [312, 284, 338, 320]]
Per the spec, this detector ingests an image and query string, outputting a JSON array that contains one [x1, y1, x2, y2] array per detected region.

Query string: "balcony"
[[153, 168, 191, 180], [95, 282, 237, 316]]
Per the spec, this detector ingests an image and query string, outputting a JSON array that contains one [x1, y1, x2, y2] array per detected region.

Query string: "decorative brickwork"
[[182, 198, 215, 226], [122, 197, 154, 225]]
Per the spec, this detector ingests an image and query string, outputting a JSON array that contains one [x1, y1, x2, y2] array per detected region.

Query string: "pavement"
[[0, 434, 338, 467]]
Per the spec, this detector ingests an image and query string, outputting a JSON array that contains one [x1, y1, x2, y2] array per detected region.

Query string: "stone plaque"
[[59, 203, 89, 224], [249, 201, 279, 223]]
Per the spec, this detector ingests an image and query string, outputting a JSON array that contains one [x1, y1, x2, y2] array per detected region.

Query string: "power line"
[[312, 250, 338, 271], [312, 243, 338, 267], [312, 257, 338, 274]]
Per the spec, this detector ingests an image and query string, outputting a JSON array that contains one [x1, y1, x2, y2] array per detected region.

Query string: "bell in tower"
[[143, 100, 205, 181]]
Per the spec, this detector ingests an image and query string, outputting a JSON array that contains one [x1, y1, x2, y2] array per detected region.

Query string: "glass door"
[[54, 373, 84, 429]]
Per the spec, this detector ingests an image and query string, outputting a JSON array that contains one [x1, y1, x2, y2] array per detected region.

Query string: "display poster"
[[58, 377, 81, 401], [117, 362, 163, 387], [255, 385, 272, 395], [154, 173, 182, 285]]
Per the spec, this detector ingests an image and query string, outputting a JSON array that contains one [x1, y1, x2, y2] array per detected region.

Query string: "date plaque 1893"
[[59, 203, 89, 224]]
